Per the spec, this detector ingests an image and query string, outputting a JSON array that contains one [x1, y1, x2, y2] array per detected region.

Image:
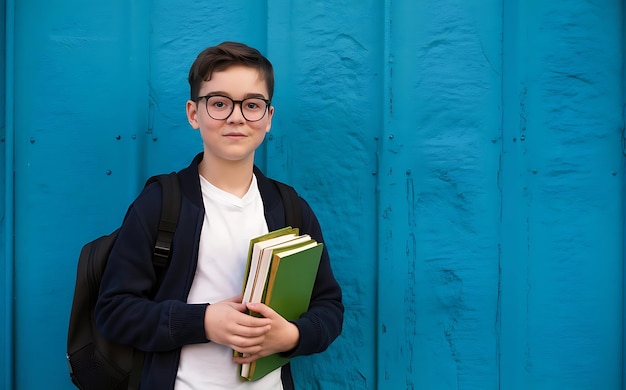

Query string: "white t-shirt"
[[175, 174, 283, 389]]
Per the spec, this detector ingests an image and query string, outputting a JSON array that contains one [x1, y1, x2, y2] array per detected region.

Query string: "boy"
[[95, 42, 344, 389]]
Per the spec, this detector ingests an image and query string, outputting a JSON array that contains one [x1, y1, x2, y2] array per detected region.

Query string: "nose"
[[226, 101, 245, 123]]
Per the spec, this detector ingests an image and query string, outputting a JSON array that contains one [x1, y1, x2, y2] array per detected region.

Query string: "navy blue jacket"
[[95, 153, 344, 389]]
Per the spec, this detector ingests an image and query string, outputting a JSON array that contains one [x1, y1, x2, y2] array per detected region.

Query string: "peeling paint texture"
[[1, 0, 625, 389]]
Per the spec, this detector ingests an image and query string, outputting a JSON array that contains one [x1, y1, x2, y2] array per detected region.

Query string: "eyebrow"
[[203, 91, 269, 100]]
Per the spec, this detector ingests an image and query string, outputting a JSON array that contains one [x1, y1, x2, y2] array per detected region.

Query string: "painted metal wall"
[[0, 0, 7, 387], [1, 1, 624, 389]]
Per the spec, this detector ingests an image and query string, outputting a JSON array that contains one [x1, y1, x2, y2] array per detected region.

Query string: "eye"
[[207, 96, 232, 110], [244, 99, 265, 111]]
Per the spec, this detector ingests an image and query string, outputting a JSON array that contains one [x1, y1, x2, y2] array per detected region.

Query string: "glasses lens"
[[241, 98, 268, 121], [206, 96, 234, 120]]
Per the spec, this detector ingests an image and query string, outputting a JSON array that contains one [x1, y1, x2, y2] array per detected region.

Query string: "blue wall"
[[1, 1, 624, 389], [1, 0, 9, 388]]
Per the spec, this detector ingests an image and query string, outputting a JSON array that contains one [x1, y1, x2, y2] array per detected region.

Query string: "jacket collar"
[[178, 153, 283, 229]]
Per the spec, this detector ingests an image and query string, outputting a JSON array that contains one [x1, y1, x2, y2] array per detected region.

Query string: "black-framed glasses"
[[196, 95, 271, 122]]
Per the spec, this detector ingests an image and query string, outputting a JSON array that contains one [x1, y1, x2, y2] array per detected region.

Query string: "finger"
[[230, 335, 266, 353], [245, 302, 278, 319], [233, 321, 271, 339], [231, 340, 262, 352], [238, 313, 271, 328], [233, 353, 260, 365]]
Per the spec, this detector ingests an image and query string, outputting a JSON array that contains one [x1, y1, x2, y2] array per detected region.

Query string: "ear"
[[186, 100, 200, 129], [265, 106, 274, 133]]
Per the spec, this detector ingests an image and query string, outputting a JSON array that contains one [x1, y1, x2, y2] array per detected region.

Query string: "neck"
[[198, 155, 255, 198]]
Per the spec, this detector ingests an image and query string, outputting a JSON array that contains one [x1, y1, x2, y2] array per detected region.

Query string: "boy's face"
[[186, 65, 274, 166]]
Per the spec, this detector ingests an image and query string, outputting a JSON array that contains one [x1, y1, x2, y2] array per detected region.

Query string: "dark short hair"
[[188, 41, 274, 101]]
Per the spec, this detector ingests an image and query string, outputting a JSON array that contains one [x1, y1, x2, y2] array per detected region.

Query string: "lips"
[[224, 132, 247, 138]]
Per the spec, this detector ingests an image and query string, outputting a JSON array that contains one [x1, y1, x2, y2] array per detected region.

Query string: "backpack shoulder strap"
[[127, 172, 181, 390], [145, 172, 182, 268], [272, 179, 302, 229]]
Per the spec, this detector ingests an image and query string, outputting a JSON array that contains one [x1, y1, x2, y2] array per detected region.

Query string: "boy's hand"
[[203, 296, 272, 355], [231, 302, 300, 364]]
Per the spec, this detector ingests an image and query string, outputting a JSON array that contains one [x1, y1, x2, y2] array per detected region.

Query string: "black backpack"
[[67, 171, 301, 390]]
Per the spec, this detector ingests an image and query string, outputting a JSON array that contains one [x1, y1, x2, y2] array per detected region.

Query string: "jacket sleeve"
[[94, 184, 208, 352], [285, 198, 344, 357]]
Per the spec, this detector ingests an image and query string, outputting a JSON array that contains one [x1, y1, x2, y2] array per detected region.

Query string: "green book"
[[240, 237, 324, 381]]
